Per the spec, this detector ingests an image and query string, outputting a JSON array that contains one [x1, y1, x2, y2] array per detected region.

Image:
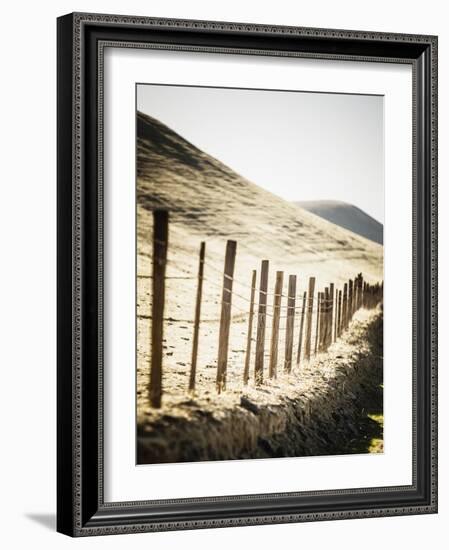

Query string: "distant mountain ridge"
[[296, 200, 383, 245]]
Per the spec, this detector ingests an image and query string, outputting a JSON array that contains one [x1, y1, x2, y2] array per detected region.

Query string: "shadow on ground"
[[25, 513, 56, 531], [339, 311, 383, 455]]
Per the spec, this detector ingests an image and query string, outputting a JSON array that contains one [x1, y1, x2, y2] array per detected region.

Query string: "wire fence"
[[145, 210, 383, 407]]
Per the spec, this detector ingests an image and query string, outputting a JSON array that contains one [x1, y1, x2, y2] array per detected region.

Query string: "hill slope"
[[137, 111, 383, 285], [296, 200, 383, 245]]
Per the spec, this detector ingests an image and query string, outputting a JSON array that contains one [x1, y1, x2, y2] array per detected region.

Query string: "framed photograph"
[[57, 12, 438, 536]]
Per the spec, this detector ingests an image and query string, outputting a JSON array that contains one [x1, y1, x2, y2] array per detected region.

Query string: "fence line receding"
[[146, 210, 383, 407]]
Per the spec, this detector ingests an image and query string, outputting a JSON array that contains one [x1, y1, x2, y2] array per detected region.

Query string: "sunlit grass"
[[368, 413, 384, 453]]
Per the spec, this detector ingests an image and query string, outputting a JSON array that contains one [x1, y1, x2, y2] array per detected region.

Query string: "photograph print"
[[136, 84, 384, 465]]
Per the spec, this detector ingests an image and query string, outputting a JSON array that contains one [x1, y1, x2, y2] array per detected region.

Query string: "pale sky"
[[137, 84, 384, 224]]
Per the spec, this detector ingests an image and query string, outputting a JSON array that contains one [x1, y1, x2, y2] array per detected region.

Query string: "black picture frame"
[[57, 12, 438, 536]]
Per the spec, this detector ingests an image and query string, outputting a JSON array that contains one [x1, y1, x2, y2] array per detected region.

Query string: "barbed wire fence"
[[146, 210, 383, 408]]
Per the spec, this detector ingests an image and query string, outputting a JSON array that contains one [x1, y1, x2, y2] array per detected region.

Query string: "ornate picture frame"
[[57, 12, 437, 536]]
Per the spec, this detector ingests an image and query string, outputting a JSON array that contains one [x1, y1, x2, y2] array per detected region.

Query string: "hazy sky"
[[137, 84, 384, 223]]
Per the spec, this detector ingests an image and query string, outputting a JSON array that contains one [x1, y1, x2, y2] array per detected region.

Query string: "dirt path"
[[338, 316, 384, 455]]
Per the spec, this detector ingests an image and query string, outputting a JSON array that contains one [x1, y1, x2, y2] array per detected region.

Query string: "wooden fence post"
[[304, 277, 316, 361], [318, 289, 324, 352], [269, 271, 283, 379], [216, 240, 237, 393], [321, 287, 329, 351], [357, 275, 361, 311], [284, 275, 297, 373], [348, 279, 354, 324], [333, 287, 338, 342], [358, 274, 362, 310], [243, 270, 257, 385], [342, 283, 348, 332], [150, 210, 168, 408], [319, 288, 325, 351], [255, 260, 269, 385], [359, 276, 362, 310], [315, 291, 322, 355], [296, 291, 307, 366], [337, 289, 342, 337], [360, 275, 364, 309], [356, 274, 362, 310], [188, 241, 205, 392], [329, 283, 335, 347]]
